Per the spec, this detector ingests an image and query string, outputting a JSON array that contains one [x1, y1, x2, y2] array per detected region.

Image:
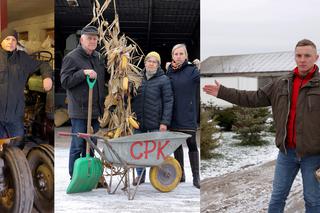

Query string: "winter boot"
[[133, 169, 146, 186], [174, 146, 185, 182], [189, 151, 200, 189], [96, 176, 108, 189]]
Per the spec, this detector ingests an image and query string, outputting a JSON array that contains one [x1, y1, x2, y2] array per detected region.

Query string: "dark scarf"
[[7, 51, 13, 59], [171, 59, 187, 71]]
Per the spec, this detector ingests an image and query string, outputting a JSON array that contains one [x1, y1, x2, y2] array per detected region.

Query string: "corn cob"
[[90, 0, 144, 138], [120, 54, 128, 71], [128, 116, 139, 129], [107, 131, 114, 138], [113, 128, 122, 138], [122, 76, 129, 91]]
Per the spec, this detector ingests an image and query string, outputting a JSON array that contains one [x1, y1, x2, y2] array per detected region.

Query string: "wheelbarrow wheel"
[[27, 145, 54, 213], [0, 147, 34, 213], [149, 156, 182, 192]]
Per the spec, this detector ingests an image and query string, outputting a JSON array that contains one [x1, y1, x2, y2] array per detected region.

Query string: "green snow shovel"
[[66, 76, 103, 194]]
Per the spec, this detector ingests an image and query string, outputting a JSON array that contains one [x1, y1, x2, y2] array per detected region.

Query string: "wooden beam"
[[0, 0, 8, 31], [146, 0, 153, 51]]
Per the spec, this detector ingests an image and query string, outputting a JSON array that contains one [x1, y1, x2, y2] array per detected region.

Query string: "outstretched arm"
[[203, 80, 271, 107], [203, 80, 221, 97]]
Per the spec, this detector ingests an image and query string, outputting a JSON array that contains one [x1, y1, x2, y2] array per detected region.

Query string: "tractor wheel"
[[0, 147, 34, 213], [149, 156, 182, 192], [27, 145, 54, 213], [38, 144, 54, 161]]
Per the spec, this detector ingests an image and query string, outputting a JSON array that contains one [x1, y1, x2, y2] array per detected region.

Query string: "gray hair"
[[171, 43, 188, 60]]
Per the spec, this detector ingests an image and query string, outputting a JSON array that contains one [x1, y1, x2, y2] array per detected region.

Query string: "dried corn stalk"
[[88, 0, 144, 138]]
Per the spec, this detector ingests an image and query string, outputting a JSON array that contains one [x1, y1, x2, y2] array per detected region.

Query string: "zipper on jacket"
[[141, 80, 147, 129], [294, 79, 304, 154], [282, 79, 290, 155], [4, 58, 9, 120]]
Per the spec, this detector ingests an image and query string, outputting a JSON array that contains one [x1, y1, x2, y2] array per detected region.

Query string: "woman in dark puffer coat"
[[167, 44, 200, 189], [132, 51, 173, 185]]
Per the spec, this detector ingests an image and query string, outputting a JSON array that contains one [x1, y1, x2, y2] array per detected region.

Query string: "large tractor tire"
[[27, 144, 54, 213], [149, 156, 182, 192], [0, 147, 34, 213]]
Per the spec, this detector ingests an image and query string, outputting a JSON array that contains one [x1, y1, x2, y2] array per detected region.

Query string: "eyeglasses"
[[146, 60, 158, 64]]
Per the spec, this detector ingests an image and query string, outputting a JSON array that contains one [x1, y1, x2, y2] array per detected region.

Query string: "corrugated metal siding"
[[201, 51, 320, 75]]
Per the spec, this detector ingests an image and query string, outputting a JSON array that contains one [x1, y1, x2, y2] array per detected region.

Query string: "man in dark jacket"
[[167, 44, 200, 188], [0, 28, 53, 145], [60, 26, 106, 178], [203, 39, 320, 212], [132, 51, 173, 185]]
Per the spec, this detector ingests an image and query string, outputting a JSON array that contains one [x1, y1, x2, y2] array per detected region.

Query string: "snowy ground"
[[201, 132, 304, 212], [201, 161, 304, 213], [201, 132, 278, 179], [55, 127, 200, 213]]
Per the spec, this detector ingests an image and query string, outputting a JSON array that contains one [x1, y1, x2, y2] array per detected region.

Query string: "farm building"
[[200, 51, 320, 107]]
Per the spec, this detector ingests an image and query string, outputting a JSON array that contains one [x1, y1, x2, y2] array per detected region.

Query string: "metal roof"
[[201, 51, 320, 76]]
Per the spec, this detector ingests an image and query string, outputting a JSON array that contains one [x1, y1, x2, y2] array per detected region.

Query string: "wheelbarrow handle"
[[0, 137, 17, 146], [58, 132, 92, 139], [58, 133, 116, 166], [58, 132, 74, 137], [58, 131, 114, 141], [58, 131, 126, 167]]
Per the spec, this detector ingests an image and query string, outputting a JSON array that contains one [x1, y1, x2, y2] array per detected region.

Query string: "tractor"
[[0, 51, 54, 213]]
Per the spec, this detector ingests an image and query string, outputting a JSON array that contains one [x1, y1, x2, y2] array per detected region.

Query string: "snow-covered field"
[[55, 127, 200, 213], [201, 132, 279, 179], [201, 132, 304, 212]]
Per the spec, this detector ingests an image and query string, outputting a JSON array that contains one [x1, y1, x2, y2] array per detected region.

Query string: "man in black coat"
[[60, 26, 106, 178], [0, 28, 53, 146]]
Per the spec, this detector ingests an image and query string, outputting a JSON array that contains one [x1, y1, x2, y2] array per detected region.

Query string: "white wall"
[[200, 76, 257, 107], [8, 13, 54, 42]]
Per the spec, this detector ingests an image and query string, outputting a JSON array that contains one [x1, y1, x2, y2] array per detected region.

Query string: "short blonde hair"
[[171, 43, 188, 60]]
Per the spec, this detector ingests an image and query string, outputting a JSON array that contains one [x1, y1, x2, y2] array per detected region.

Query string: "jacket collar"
[[77, 45, 99, 58], [306, 66, 320, 87], [179, 60, 190, 71], [0, 47, 18, 60], [168, 60, 191, 73], [143, 67, 164, 80], [285, 65, 319, 80], [285, 65, 320, 88]]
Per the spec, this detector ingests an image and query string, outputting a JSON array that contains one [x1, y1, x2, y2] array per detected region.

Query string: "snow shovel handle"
[[86, 75, 96, 157], [86, 75, 96, 89]]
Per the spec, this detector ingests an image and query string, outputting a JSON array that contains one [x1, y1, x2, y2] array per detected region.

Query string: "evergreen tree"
[[232, 107, 269, 146], [200, 109, 220, 159], [215, 107, 236, 131]]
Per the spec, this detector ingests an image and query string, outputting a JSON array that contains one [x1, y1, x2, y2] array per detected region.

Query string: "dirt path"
[[201, 161, 304, 213]]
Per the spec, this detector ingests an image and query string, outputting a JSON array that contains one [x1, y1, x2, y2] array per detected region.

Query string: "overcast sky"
[[201, 0, 320, 59]]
